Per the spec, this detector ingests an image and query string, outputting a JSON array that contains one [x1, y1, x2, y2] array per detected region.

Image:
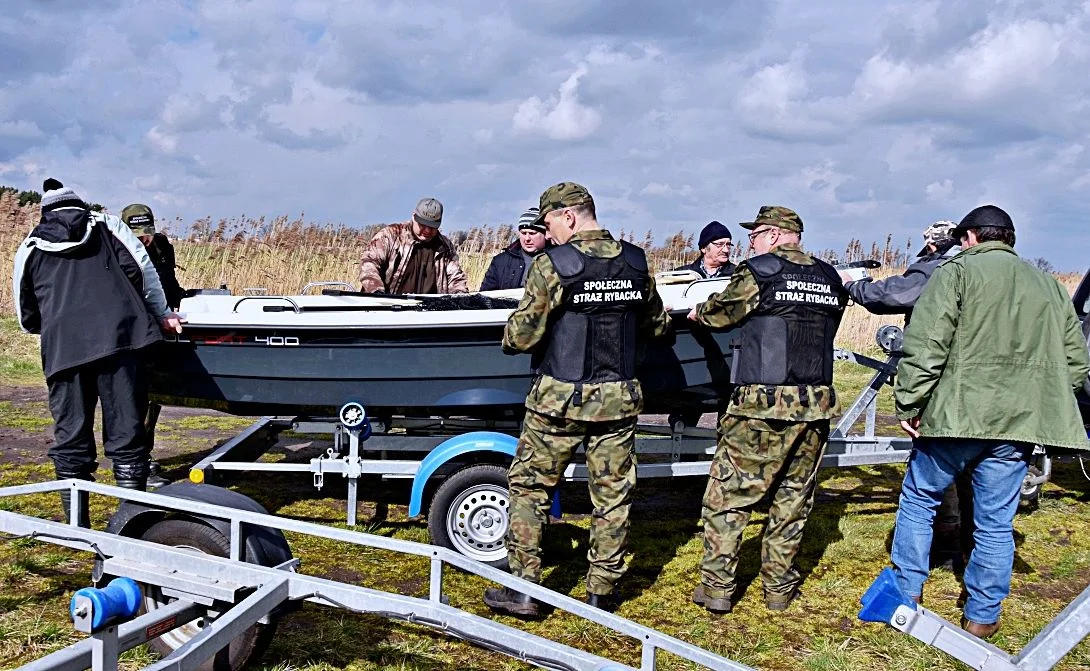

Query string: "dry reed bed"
[[1, 194, 1080, 352]]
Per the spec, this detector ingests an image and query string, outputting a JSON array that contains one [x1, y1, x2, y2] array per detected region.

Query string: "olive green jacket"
[[895, 242, 1090, 449]]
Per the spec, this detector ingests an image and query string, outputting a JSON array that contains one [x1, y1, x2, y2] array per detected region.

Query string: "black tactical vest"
[[537, 241, 649, 383], [732, 253, 847, 387]]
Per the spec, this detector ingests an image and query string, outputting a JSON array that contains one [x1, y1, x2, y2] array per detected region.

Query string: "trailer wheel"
[[428, 464, 511, 568], [1021, 464, 1044, 503], [139, 519, 275, 671]]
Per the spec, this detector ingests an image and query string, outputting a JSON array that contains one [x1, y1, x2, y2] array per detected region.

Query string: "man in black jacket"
[[13, 179, 182, 524], [479, 208, 550, 291], [839, 220, 971, 569], [675, 221, 735, 279], [122, 203, 185, 310]]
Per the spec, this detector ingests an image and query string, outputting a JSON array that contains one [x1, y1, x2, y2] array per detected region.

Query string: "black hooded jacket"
[[480, 241, 550, 291], [13, 208, 165, 378], [146, 233, 185, 309]]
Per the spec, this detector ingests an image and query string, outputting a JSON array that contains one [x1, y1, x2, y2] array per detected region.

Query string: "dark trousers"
[[46, 350, 150, 476]]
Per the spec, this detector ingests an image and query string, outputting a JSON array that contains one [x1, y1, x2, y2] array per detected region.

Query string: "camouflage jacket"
[[358, 222, 469, 294], [693, 243, 841, 421], [503, 229, 672, 421]]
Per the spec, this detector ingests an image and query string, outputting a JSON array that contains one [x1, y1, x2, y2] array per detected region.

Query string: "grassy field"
[[1, 316, 1090, 670]]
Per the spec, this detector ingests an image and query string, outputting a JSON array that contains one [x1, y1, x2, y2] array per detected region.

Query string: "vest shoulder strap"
[[745, 253, 783, 279], [545, 243, 584, 278], [619, 240, 648, 273], [811, 258, 845, 289]]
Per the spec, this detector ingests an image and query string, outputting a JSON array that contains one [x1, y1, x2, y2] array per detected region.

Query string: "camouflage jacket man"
[[692, 243, 846, 422], [358, 222, 469, 294], [503, 229, 671, 421]]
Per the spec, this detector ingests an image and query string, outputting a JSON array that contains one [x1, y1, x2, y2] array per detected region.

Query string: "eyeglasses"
[[747, 227, 774, 243], [706, 240, 732, 250]]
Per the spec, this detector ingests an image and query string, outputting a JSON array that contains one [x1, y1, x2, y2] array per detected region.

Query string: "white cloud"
[[0, 120, 43, 139], [925, 179, 955, 201], [144, 126, 178, 155], [512, 64, 602, 141], [640, 182, 693, 198]]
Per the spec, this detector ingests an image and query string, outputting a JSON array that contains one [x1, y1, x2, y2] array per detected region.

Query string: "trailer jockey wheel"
[[428, 464, 511, 569], [139, 519, 276, 671], [1020, 464, 1044, 504], [875, 325, 904, 354]]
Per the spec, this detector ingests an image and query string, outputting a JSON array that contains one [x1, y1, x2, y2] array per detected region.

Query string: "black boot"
[[483, 586, 539, 617], [113, 462, 149, 491], [55, 468, 93, 528], [586, 590, 620, 612], [146, 460, 170, 490]]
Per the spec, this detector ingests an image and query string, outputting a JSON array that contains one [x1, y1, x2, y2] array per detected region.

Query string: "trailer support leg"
[[90, 627, 120, 671]]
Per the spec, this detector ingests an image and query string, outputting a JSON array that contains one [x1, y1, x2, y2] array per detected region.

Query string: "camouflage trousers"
[[700, 414, 829, 600], [506, 409, 638, 595]]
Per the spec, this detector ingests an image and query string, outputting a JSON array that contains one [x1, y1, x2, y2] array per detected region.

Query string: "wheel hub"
[[447, 484, 510, 562]]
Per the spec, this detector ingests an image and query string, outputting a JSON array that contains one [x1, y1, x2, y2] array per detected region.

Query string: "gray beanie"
[[41, 178, 88, 213]]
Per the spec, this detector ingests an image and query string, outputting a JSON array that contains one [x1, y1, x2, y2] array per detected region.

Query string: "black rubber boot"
[[146, 460, 170, 490], [113, 462, 149, 491], [55, 468, 93, 528], [483, 586, 539, 617], [586, 590, 620, 612]]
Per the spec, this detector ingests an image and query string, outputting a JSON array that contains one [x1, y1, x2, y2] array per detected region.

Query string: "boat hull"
[[148, 315, 737, 419]]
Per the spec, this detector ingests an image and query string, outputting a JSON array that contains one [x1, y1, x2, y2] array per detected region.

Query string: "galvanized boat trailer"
[[0, 480, 754, 671], [859, 567, 1090, 670]]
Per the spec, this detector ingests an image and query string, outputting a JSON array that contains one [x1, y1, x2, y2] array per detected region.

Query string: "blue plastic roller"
[[70, 577, 142, 632]]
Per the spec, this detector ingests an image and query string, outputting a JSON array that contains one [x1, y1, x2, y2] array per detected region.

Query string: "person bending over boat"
[[358, 197, 469, 294], [122, 203, 184, 490], [687, 206, 847, 614], [479, 207, 551, 291], [122, 204, 185, 311], [13, 179, 183, 525], [483, 182, 671, 617], [839, 220, 971, 572], [674, 221, 736, 279]]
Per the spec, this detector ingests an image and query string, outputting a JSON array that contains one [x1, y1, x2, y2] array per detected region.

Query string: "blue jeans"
[[891, 438, 1032, 624]]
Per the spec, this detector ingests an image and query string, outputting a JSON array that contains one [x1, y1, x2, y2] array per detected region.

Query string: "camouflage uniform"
[[692, 207, 843, 607], [503, 192, 670, 596]]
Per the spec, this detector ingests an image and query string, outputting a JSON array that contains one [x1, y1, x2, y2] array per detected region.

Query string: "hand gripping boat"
[[148, 273, 736, 421]]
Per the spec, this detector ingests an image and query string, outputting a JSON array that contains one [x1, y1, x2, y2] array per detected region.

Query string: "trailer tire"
[[139, 519, 275, 671], [428, 464, 511, 569], [1021, 464, 1044, 504]]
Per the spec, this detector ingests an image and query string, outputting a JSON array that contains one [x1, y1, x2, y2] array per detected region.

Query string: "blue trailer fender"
[[408, 431, 518, 518]]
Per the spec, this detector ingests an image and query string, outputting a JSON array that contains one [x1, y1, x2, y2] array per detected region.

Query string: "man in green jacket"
[[892, 205, 1090, 638]]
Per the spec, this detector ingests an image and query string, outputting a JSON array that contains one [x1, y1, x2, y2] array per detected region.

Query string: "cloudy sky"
[[2, 0, 1089, 268]]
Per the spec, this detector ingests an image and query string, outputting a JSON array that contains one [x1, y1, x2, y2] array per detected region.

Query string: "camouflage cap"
[[413, 197, 443, 228], [916, 220, 956, 257], [121, 203, 155, 236], [532, 182, 594, 225], [738, 205, 803, 233]]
